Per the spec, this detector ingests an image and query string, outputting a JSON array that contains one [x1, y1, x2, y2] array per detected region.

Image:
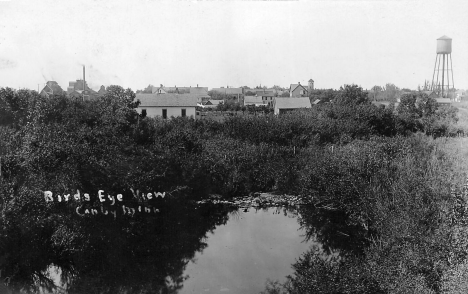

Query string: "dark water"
[[0, 202, 315, 294], [180, 207, 313, 293]]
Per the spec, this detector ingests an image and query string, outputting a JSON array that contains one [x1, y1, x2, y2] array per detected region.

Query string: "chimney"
[[298, 82, 300, 85]]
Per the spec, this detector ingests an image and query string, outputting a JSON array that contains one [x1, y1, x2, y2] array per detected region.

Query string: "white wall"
[[138, 106, 196, 119]]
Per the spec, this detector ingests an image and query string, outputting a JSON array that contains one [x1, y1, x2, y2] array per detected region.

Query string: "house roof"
[[274, 97, 311, 109], [211, 87, 243, 95], [136, 93, 198, 107], [190, 87, 209, 95], [205, 99, 224, 105], [244, 96, 264, 105], [254, 90, 275, 97], [41, 81, 64, 95], [290, 84, 308, 93]]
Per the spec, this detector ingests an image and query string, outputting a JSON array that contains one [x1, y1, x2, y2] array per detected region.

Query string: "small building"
[[244, 96, 265, 107], [40, 81, 65, 98], [136, 93, 198, 119], [255, 90, 276, 106], [203, 99, 224, 108], [273, 97, 311, 115], [435, 98, 452, 107], [289, 83, 309, 98]]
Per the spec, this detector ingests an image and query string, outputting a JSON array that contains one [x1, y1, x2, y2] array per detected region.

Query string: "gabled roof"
[[290, 84, 308, 93], [41, 81, 64, 96], [136, 93, 198, 107], [211, 87, 243, 95], [204, 99, 224, 105], [274, 97, 311, 109]]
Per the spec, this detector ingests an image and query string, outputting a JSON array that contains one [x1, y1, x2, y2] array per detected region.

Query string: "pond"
[[180, 207, 314, 293], [0, 203, 317, 294]]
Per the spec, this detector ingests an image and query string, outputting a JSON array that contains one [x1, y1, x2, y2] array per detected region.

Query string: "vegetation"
[[1, 84, 467, 293]]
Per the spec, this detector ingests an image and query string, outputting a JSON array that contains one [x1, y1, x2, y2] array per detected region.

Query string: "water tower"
[[430, 35, 454, 98]]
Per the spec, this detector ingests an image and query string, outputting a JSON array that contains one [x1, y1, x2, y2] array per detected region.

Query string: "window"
[[141, 109, 147, 117], [181, 109, 186, 117], [162, 109, 167, 119]]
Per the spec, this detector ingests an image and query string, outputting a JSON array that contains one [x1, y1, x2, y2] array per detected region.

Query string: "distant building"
[[454, 90, 464, 102], [435, 98, 452, 107], [136, 93, 198, 119], [308, 79, 314, 92], [67, 79, 100, 100], [152, 85, 210, 103], [210, 87, 243, 100], [273, 97, 311, 115], [203, 99, 224, 108], [244, 96, 265, 107], [254, 90, 275, 106], [98, 85, 107, 96], [40, 81, 65, 98], [289, 82, 309, 98]]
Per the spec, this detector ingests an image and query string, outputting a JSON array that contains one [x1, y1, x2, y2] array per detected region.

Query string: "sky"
[[0, 0, 467, 92]]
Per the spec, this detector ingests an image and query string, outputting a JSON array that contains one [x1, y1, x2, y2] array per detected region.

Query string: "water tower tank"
[[436, 35, 452, 54]]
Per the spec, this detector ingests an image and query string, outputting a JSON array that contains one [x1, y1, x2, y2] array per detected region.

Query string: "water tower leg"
[[442, 54, 445, 97], [436, 55, 441, 95], [450, 54, 454, 92], [431, 54, 438, 90], [446, 54, 450, 98]]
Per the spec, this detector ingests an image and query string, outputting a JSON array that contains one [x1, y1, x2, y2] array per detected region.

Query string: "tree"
[[370, 86, 382, 102], [379, 83, 401, 102], [136, 84, 154, 94], [334, 85, 369, 105], [309, 89, 337, 103]]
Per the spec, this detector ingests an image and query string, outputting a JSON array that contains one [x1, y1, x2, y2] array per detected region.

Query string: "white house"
[[136, 93, 198, 119], [273, 97, 311, 115]]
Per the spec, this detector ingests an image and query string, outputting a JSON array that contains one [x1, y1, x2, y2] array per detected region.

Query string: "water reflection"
[[1, 197, 363, 294], [297, 205, 371, 256], [0, 200, 234, 294], [180, 207, 310, 294]]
